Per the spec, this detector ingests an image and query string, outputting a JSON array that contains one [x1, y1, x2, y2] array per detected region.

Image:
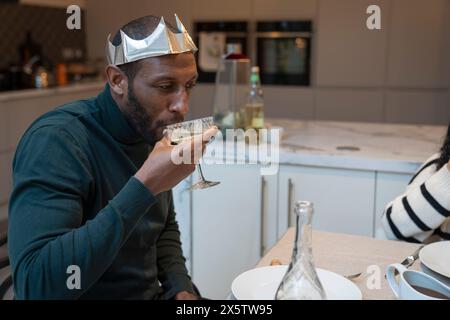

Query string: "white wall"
[[86, 0, 450, 125]]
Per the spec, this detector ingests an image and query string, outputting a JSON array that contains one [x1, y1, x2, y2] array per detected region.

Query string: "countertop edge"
[[202, 143, 421, 174], [0, 81, 105, 102]]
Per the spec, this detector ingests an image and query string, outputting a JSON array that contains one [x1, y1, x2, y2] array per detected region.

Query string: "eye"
[[186, 82, 197, 91], [157, 84, 173, 90]]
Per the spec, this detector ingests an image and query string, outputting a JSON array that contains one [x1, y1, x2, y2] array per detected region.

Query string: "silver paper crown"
[[106, 14, 198, 65]]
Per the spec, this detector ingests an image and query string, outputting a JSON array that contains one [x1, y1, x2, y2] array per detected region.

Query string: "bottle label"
[[252, 118, 264, 128]]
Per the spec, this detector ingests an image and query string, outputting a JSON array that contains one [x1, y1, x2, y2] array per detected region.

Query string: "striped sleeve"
[[381, 155, 450, 243]]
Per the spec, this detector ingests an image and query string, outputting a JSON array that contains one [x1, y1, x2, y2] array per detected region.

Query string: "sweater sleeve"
[[381, 157, 450, 243], [8, 125, 156, 299], [156, 191, 194, 299]]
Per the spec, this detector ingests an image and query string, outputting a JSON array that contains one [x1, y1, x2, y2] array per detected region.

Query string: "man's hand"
[[174, 291, 199, 300], [135, 126, 218, 195]]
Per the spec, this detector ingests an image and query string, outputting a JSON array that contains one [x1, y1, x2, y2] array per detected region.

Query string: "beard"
[[123, 83, 183, 145]]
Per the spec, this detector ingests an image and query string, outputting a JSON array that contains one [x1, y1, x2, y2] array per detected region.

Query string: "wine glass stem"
[[197, 164, 206, 182]]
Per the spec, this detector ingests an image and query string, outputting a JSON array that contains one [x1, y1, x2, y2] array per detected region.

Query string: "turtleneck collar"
[[95, 83, 145, 145]]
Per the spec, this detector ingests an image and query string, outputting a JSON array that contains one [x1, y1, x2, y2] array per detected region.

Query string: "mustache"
[[155, 116, 184, 129]]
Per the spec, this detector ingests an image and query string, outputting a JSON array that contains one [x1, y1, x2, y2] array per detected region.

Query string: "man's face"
[[123, 52, 197, 144]]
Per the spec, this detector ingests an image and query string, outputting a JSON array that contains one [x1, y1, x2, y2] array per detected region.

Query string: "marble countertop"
[[204, 119, 447, 174], [273, 119, 447, 174], [0, 81, 105, 102]]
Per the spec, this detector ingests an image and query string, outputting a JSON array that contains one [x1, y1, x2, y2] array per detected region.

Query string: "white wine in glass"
[[165, 116, 220, 190]]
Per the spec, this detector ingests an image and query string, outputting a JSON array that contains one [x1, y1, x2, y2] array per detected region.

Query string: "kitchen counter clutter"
[[176, 119, 447, 299]]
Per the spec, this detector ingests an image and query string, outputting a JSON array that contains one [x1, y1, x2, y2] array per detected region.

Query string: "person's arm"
[[156, 191, 196, 300], [381, 159, 450, 243], [8, 126, 157, 299]]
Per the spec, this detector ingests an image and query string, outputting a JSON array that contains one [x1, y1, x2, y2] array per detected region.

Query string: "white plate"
[[419, 241, 450, 278], [231, 265, 362, 300]]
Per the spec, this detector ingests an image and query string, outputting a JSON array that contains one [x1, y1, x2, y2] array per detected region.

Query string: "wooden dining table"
[[256, 228, 423, 300]]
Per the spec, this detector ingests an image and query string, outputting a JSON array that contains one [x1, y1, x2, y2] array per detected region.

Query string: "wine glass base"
[[190, 181, 220, 190]]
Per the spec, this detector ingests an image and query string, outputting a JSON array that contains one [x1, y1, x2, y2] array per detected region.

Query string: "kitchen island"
[[176, 119, 447, 299]]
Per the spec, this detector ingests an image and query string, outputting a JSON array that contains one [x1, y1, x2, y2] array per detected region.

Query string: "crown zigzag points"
[[106, 14, 198, 65]]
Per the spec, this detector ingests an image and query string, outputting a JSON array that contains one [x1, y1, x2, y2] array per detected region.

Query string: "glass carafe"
[[275, 201, 326, 300], [212, 43, 250, 131]]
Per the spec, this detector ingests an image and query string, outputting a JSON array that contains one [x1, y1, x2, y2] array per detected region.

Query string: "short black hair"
[[111, 15, 179, 80], [437, 123, 450, 169]]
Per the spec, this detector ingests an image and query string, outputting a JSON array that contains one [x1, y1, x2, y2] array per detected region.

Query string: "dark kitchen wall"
[[0, 3, 86, 69]]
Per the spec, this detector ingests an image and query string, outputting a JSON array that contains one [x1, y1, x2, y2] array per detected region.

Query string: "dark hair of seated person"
[[437, 123, 450, 170]]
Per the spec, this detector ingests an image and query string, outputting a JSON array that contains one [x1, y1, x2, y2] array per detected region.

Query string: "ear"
[[105, 65, 128, 96]]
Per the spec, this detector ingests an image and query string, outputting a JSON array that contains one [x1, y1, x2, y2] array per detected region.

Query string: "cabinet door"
[[191, 164, 262, 299], [316, 0, 389, 87], [374, 172, 413, 238], [387, 0, 448, 88], [278, 165, 376, 238], [261, 173, 279, 254], [172, 176, 193, 274]]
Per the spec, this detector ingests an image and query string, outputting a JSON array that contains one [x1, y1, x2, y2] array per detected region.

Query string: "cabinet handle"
[[260, 176, 266, 257], [288, 178, 293, 227]]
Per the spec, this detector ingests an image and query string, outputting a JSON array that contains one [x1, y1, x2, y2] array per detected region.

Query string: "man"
[[8, 15, 216, 299]]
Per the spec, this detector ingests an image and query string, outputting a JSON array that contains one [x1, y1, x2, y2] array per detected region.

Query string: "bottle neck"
[[249, 72, 262, 97], [291, 204, 313, 262], [250, 72, 261, 87]]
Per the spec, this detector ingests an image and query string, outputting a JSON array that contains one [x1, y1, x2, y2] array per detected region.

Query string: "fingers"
[[270, 259, 283, 266], [159, 129, 173, 146], [202, 126, 218, 144], [168, 126, 218, 165]]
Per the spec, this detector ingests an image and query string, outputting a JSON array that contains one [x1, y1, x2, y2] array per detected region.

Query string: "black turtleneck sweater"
[[8, 84, 194, 299]]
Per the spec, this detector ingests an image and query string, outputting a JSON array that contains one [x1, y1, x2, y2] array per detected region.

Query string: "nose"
[[169, 88, 189, 115]]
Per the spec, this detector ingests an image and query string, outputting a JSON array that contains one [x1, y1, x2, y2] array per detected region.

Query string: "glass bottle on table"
[[275, 201, 326, 300]]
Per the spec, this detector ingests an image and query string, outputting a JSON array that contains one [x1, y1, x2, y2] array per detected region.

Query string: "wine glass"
[[165, 116, 220, 190]]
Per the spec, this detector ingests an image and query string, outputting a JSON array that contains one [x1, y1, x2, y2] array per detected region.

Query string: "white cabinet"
[[176, 162, 284, 299], [172, 176, 193, 274], [173, 161, 279, 299], [190, 163, 262, 299], [278, 164, 376, 238], [172, 157, 417, 298], [374, 172, 412, 238]]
